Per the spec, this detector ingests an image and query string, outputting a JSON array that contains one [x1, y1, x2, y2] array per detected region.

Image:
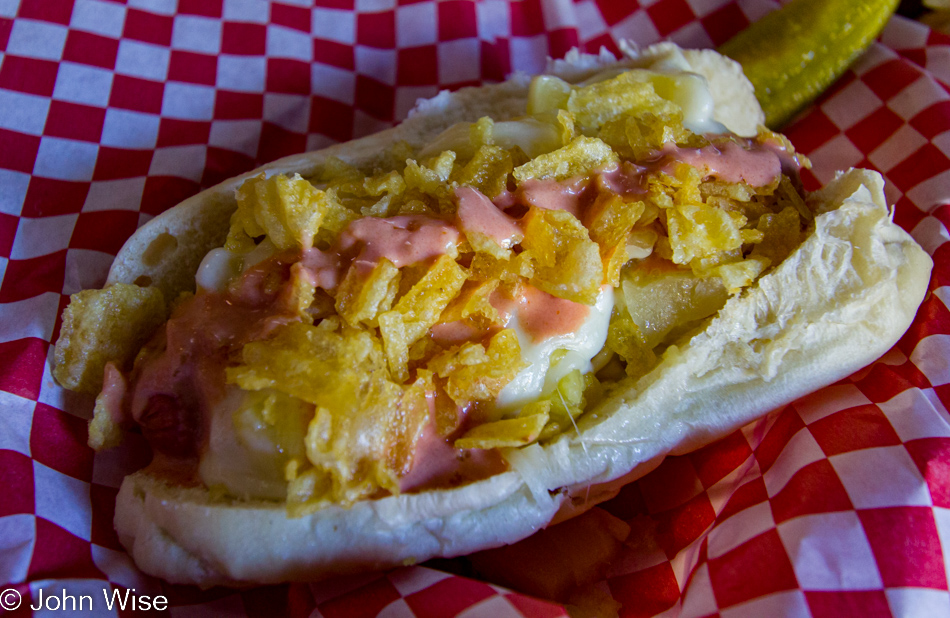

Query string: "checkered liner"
[[1, 0, 948, 616]]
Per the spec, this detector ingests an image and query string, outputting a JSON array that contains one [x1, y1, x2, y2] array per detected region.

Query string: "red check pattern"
[[1, 1, 949, 616]]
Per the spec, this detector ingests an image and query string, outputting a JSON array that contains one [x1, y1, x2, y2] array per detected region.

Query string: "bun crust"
[[108, 45, 932, 587]]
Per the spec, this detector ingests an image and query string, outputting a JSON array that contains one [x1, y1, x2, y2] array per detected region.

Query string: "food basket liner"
[[1, 1, 949, 616]]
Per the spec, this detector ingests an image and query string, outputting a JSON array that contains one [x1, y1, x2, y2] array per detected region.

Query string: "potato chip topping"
[[65, 66, 815, 512]]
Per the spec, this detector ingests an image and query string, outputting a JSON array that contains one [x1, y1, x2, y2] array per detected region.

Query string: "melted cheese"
[[198, 389, 288, 501], [496, 286, 613, 412], [199, 386, 311, 501], [196, 239, 277, 293], [645, 49, 725, 135]]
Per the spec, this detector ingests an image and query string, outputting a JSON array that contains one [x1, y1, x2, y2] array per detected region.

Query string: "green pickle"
[[720, 0, 899, 128]]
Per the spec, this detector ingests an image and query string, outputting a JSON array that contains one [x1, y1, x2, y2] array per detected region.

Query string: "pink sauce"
[[99, 362, 130, 426], [515, 285, 591, 343], [294, 214, 461, 289], [398, 406, 507, 493], [491, 189, 518, 211], [505, 139, 799, 230], [430, 283, 588, 348], [596, 162, 650, 198], [127, 257, 305, 459], [486, 284, 590, 344], [229, 251, 297, 305], [455, 186, 522, 247], [299, 248, 343, 290], [660, 141, 782, 187], [339, 215, 459, 275], [517, 177, 589, 219], [489, 288, 516, 325]]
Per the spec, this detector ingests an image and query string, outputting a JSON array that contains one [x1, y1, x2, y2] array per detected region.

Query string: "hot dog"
[[51, 42, 932, 587]]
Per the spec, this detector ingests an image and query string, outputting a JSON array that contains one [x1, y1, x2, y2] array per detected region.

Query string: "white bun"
[[108, 44, 932, 587]]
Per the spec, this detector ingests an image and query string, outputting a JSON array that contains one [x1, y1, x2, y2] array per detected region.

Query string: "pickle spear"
[[720, 0, 900, 128]]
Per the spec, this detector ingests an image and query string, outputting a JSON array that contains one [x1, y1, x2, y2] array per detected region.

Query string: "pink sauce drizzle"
[[515, 285, 591, 343], [596, 162, 650, 199], [491, 189, 518, 211], [295, 214, 460, 289], [127, 254, 305, 459], [339, 215, 459, 275], [299, 249, 342, 290], [99, 362, 129, 425], [485, 285, 590, 344], [455, 186, 522, 247], [507, 139, 797, 231], [517, 177, 589, 218], [398, 398, 507, 493], [659, 141, 782, 187]]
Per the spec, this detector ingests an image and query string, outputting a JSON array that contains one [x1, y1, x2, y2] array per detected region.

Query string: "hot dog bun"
[[98, 43, 931, 587]]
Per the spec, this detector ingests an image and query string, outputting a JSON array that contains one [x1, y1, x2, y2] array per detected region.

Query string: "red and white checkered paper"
[[1, 1, 948, 616]]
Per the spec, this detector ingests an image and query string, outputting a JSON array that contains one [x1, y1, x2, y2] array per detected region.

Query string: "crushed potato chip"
[[757, 128, 811, 175], [601, 243, 629, 287], [520, 207, 603, 304], [54, 283, 166, 394], [567, 71, 678, 133], [335, 258, 400, 328], [470, 116, 494, 148], [388, 372, 433, 473], [753, 205, 802, 265], [587, 192, 646, 286], [664, 163, 705, 206], [714, 255, 770, 293], [598, 110, 691, 161], [404, 151, 457, 198], [776, 175, 813, 221], [438, 279, 501, 326], [88, 362, 127, 450], [226, 323, 425, 507], [587, 193, 645, 250], [228, 173, 345, 251], [283, 264, 318, 323], [556, 110, 576, 146], [454, 410, 549, 449], [429, 329, 526, 409], [627, 228, 658, 259], [363, 170, 406, 199], [468, 252, 522, 287], [228, 323, 383, 406], [379, 254, 468, 381], [513, 136, 618, 184], [625, 111, 692, 159], [455, 145, 513, 199], [701, 180, 757, 203], [320, 156, 363, 186], [667, 203, 748, 266]]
